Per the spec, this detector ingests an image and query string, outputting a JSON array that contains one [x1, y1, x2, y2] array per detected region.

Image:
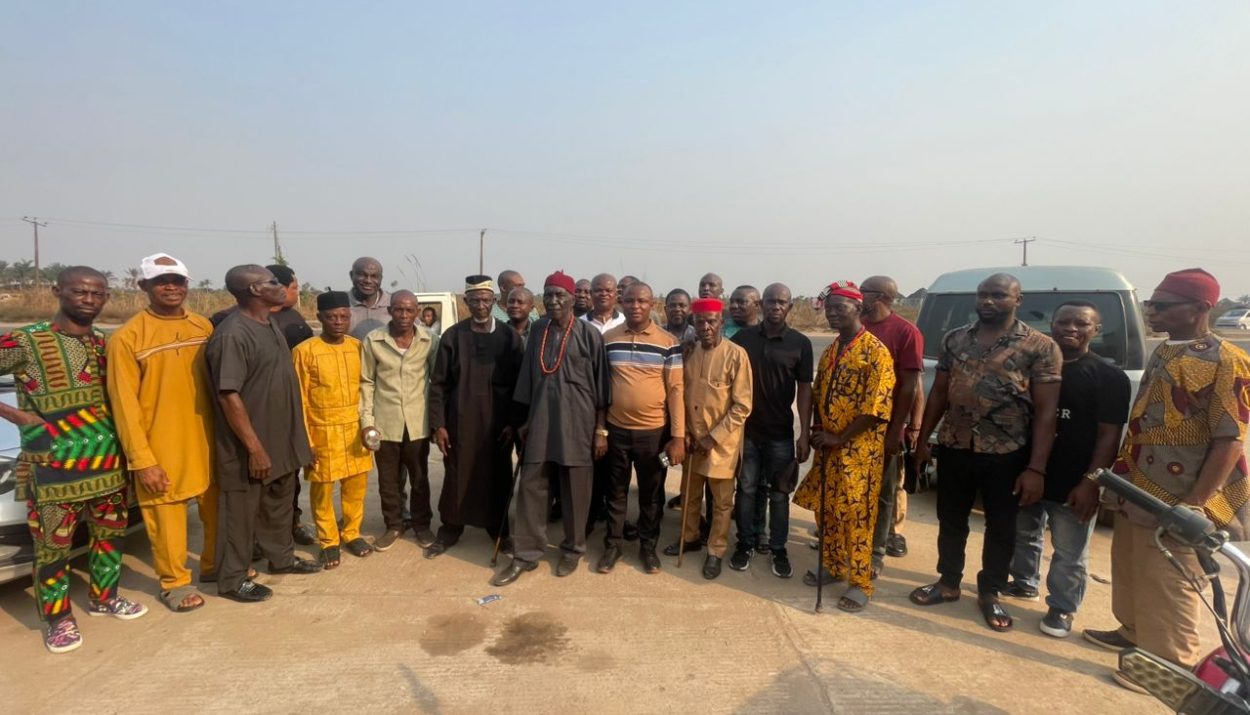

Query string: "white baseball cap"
[[139, 253, 190, 280]]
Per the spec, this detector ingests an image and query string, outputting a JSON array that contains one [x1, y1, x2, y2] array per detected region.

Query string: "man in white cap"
[[107, 253, 219, 612]]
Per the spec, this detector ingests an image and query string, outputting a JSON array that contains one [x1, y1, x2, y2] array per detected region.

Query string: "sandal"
[[319, 546, 341, 570], [159, 585, 205, 613], [909, 582, 961, 606], [978, 596, 1013, 632], [838, 587, 869, 613], [802, 568, 843, 587], [344, 538, 374, 558]]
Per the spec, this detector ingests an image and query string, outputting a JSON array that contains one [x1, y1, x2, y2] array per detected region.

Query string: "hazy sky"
[[3, 2, 1248, 297]]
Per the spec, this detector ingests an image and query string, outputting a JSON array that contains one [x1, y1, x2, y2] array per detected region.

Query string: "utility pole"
[[479, 228, 486, 275], [22, 216, 47, 288], [1014, 236, 1036, 266], [271, 221, 285, 265]]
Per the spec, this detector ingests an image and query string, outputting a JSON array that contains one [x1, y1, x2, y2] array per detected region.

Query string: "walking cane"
[[677, 455, 693, 568], [815, 465, 828, 613], [491, 446, 525, 567]]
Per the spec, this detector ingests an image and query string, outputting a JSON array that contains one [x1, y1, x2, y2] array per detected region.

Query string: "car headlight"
[[0, 454, 16, 496]]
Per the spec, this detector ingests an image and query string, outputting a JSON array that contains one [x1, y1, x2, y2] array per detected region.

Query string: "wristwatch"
[[595, 428, 609, 437]]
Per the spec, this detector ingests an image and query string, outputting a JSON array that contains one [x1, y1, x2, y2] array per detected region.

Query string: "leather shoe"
[[220, 580, 273, 603], [702, 555, 723, 580], [556, 554, 581, 577], [491, 559, 537, 587], [269, 557, 322, 575], [292, 523, 317, 546], [663, 540, 703, 557], [596, 545, 623, 573], [424, 541, 449, 559], [641, 548, 662, 574]]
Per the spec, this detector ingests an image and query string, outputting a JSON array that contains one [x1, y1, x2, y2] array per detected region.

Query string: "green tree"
[[123, 267, 142, 290], [10, 259, 35, 286], [197, 278, 213, 290], [40, 262, 68, 284]]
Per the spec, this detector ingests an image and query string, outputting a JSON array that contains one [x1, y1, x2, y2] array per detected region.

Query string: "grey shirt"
[[350, 289, 392, 340], [514, 317, 611, 467], [206, 311, 313, 490]]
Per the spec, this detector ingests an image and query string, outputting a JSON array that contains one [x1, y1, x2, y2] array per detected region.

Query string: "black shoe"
[[663, 540, 703, 557], [771, 549, 793, 579], [596, 545, 623, 573], [886, 533, 908, 558], [666, 495, 682, 510], [641, 548, 662, 574], [424, 541, 449, 559], [491, 559, 537, 587], [413, 529, 437, 548], [1040, 608, 1074, 638], [556, 554, 581, 577], [729, 545, 753, 571], [220, 580, 273, 603], [292, 523, 317, 546], [269, 557, 323, 575], [623, 521, 640, 542], [1002, 581, 1040, 601], [702, 555, 723, 580]]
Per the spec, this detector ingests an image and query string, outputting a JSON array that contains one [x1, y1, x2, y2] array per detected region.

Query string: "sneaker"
[[1002, 581, 1040, 601], [1112, 669, 1149, 694], [885, 533, 908, 557], [373, 529, 403, 552], [771, 549, 793, 578], [86, 595, 149, 620], [1039, 608, 1074, 638], [45, 617, 83, 654], [728, 545, 753, 571], [1083, 628, 1136, 652]]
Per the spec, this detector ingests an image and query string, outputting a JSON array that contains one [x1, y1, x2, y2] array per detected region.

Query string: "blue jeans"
[[735, 437, 794, 551], [1009, 498, 1096, 614]]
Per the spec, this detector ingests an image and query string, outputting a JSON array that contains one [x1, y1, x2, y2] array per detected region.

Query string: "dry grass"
[[0, 288, 317, 325]]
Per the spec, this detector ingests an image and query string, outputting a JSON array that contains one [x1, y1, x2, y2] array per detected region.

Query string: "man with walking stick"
[[491, 271, 611, 586], [425, 276, 525, 559], [667, 297, 752, 580], [793, 281, 895, 612]]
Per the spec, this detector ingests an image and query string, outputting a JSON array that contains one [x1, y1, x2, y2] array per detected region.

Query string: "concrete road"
[[0, 462, 1187, 714]]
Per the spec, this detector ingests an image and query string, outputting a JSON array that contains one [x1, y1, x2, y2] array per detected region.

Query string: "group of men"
[[1, 256, 1246, 697]]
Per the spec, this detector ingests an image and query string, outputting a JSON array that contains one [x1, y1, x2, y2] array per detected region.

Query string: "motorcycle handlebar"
[[1094, 469, 1215, 545]]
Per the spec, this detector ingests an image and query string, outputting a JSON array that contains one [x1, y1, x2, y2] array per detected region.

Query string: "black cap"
[[317, 290, 351, 311]]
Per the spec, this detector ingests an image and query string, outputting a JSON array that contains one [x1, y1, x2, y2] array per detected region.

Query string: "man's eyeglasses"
[[1143, 300, 1194, 311]]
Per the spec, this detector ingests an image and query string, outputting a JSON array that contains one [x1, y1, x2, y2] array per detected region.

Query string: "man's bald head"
[[391, 289, 418, 308], [981, 273, 1021, 293], [56, 266, 108, 288], [975, 273, 1023, 326], [699, 273, 723, 299], [860, 276, 898, 299], [860, 275, 899, 317], [350, 257, 383, 299]]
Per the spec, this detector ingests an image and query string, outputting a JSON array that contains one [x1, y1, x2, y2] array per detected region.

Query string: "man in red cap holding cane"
[[1084, 268, 1250, 692], [492, 271, 611, 586]]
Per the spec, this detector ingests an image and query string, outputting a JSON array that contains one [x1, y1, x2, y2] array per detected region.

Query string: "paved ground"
[[0, 460, 1196, 715]]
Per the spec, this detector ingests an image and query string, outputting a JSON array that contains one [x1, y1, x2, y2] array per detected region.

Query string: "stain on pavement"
[[486, 612, 570, 664], [419, 612, 487, 656]]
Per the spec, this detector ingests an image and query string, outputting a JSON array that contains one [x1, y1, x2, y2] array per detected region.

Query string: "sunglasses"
[[1143, 299, 1194, 311]]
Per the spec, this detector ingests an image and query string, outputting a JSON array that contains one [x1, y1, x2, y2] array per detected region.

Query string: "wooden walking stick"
[[677, 454, 694, 568], [491, 447, 525, 567], [815, 465, 829, 613]]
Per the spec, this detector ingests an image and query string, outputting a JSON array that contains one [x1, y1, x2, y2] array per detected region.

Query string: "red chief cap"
[[690, 298, 724, 313], [818, 280, 863, 303], [1156, 268, 1219, 306], [544, 271, 576, 294]]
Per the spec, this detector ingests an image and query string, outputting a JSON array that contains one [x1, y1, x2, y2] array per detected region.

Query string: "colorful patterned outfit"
[[292, 335, 374, 549], [794, 330, 894, 595], [0, 322, 128, 622]]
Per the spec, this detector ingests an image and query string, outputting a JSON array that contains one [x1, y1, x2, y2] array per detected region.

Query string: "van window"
[[917, 291, 1136, 369]]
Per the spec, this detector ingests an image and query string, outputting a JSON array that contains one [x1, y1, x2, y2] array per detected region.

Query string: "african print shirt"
[[1113, 334, 1250, 538], [935, 319, 1062, 454], [0, 322, 125, 504]]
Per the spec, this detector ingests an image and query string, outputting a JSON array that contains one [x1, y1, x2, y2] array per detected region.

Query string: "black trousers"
[[216, 472, 297, 594], [589, 451, 611, 524], [376, 428, 431, 532], [513, 462, 592, 563], [935, 447, 1028, 596], [604, 425, 666, 550]]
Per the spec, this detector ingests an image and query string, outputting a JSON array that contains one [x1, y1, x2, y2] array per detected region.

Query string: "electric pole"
[[22, 216, 47, 288], [1014, 236, 1036, 266], [271, 221, 285, 265], [479, 228, 486, 275]]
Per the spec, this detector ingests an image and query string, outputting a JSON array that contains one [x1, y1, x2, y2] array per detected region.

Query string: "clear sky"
[[3, 2, 1248, 298]]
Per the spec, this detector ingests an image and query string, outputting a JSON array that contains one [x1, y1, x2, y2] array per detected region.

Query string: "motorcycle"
[[1095, 468, 1250, 714]]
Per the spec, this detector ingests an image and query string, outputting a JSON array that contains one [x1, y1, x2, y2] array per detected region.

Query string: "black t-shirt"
[[1044, 352, 1131, 502], [731, 324, 814, 440]]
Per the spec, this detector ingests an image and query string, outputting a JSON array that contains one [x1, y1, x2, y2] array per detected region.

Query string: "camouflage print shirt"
[[936, 319, 1062, 454]]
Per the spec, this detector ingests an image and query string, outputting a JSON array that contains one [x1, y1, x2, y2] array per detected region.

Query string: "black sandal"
[[319, 546, 341, 570], [978, 597, 1013, 632], [909, 582, 960, 606], [344, 538, 374, 558]]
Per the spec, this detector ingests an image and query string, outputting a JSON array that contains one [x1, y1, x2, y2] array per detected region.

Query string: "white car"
[[1215, 308, 1250, 331]]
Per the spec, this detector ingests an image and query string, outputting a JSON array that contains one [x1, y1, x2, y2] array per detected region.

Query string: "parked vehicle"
[[413, 291, 461, 337], [914, 266, 1148, 486], [1215, 308, 1250, 332]]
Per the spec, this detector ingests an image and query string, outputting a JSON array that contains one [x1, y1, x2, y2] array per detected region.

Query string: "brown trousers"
[[681, 472, 735, 558], [1111, 514, 1206, 668]]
